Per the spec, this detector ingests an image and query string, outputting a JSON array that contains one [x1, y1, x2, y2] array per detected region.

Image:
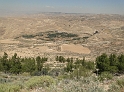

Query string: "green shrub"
[[99, 72, 113, 81], [25, 76, 55, 89], [72, 67, 91, 78], [0, 83, 21, 92], [22, 34, 35, 39], [46, 76, 105, 92], [108, 83, 120, 92], [117, 78, 124, 88]]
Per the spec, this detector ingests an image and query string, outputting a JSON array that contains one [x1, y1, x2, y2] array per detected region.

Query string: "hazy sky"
[[0, 0, 124, 15]]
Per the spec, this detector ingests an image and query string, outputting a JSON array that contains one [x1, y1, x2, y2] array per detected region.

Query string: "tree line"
[[0, 52, 124, 77], [0, 52, 48, 75]]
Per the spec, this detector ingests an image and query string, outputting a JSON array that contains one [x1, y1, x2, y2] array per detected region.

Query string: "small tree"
[[109, 54, 118, 66], [67, 57, 71, 62], [22, 58, 36, 74], [56, 56, 59, 61], [36, 56, 43, 71], [118, 54, 124, 73], [1, 52, 10, 73], [65, 62, 74, 72], [96, 53, 110, 73], [10, 58, 22, 74], [58, 56, 65, 63]]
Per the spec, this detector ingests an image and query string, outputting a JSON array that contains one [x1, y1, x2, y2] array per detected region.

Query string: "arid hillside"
[[0, 13, 124, 60]]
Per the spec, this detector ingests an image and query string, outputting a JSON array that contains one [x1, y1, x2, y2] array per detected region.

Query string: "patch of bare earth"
[[61, 44, 91, 54], [0, 39, 20, 44]]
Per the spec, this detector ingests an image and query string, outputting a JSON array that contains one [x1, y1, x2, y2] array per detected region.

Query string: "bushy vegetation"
[[20, 31, 82, 43], [0, 73, 123, 92], [55, 56, 95, 78], [0, 83, 21, 92], [25, 76, 55, 89], [96, 53, 124, 75], [0, 52, 48, 75], [0, 74, 55, 92], [47, 76, 105, 92], [21, 31, 78, 39], [117, 78, 124, 88], [47, 32, 78, 38], [22, 34, 35, 39], [0, 52, 124, 78], [0, 52, 124, 92]]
